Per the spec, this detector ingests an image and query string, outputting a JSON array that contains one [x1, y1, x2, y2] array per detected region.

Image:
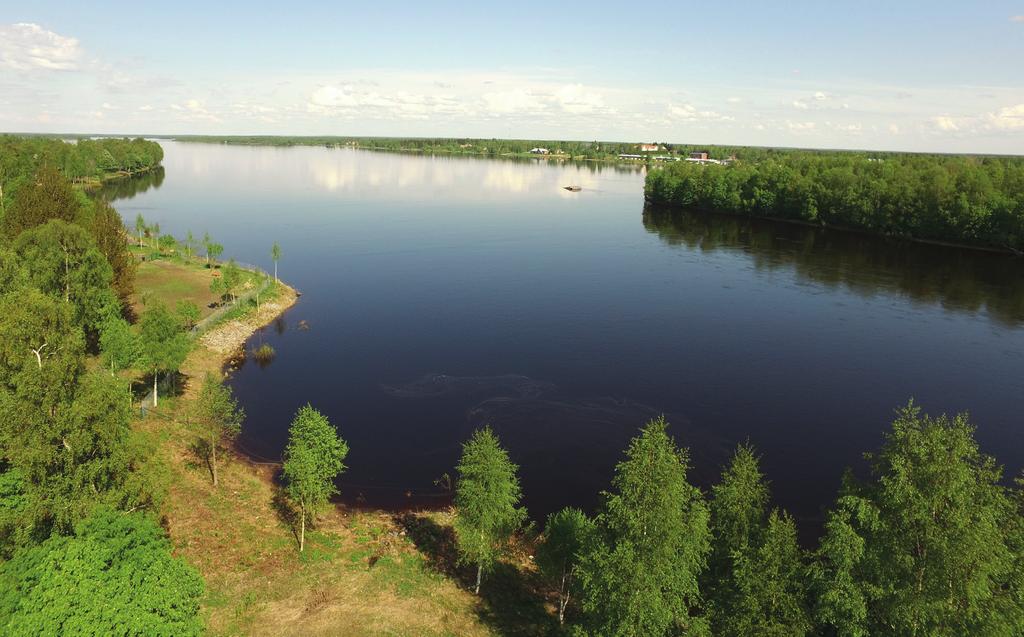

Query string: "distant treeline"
[[172, 134, 704, 161], [645, 150, 1024, 252], [0, 136, 164, 199]]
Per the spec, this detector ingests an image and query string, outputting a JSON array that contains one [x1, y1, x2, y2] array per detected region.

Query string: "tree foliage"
[[138, 302, 189, 407], [0, 508, 203, 636], [81, 199, 135, 306], [577, 416, 711, 636], [282, 405, 348, 551], [646, 152, 1024, 252], [13, 220, 117, 337], [453, 426, 527, 594], [536, 507, 595, 624], [193, 373, 244, 487], [810, 402, 1023, 636], [2, 165, 80, 239]]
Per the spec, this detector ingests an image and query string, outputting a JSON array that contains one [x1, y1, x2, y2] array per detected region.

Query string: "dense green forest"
[[1, 136, 1023, 635], [0, 136, 163, 200], [0, 139, 204, 633], [645, 150, 1024, 252]]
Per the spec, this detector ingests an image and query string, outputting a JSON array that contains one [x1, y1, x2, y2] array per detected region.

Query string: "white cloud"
[[667, 103, 733, 121], [792, 100, 809, 110], [814, 91, 828, 101], [0, 23, 81, 71], [1011, 15, 1024, 22], [553, 84, 605, 114], [930, 115, 960, 131], [888, 123, 900, 134], [169, 99, 220, 122], [309, 82, 472, 119], [786, 121, 816, 132], [985, 103, 1024, 130], [481, 88, 545, 114], [726, 96, 742, 104], [309, 85, 360, 110]]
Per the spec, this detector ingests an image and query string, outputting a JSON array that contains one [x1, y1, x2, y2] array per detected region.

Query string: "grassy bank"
[[131, 258, 548, 636]]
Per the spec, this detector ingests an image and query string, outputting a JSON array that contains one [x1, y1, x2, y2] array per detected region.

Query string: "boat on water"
[[563, 185, 581, 192]]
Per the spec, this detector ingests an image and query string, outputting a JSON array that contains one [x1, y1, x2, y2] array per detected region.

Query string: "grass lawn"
[[129, 251, 263, 320], [131, 258, 221, 319]]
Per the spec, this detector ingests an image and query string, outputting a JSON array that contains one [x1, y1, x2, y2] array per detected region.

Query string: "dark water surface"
[[111, 141, 1024, 535]]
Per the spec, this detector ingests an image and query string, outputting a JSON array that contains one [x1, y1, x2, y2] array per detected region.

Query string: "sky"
[[1, 1, 1023, 153]]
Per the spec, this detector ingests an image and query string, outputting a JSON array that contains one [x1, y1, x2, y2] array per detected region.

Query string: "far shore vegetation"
[[645, 148, 1024, 253], [1, 135, 1024, 635]]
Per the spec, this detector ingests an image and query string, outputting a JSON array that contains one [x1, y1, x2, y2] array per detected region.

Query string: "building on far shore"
[[639, 143, 662, 152], [529, 147, 550, 155], [688, 150, 709, 160]]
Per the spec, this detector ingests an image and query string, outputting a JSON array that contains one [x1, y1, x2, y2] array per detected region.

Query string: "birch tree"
[[536, 507, 595, 625], [193, 373, 244, 487], [282, 405, 347, 552], [577, 416, 711, 636], [138, 302, 188, 407], [453, 426, 526, 595]]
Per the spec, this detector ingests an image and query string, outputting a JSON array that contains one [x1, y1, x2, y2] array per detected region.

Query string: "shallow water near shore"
[[110, 141, 1024, 537]]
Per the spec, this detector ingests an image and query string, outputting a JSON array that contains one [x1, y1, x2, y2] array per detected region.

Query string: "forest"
[[173, 134, 666, 161], [645, 149, 1024, 252], [1, 137, 1023, 635], [0, 136, 164, 195]]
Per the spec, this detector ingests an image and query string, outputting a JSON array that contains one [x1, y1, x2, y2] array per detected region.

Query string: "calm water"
[[111, 141, 1024, 534]]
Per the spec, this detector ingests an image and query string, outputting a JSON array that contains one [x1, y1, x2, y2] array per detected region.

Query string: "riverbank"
[[132, 260, 532, 636], [77, 163, 162, 190]]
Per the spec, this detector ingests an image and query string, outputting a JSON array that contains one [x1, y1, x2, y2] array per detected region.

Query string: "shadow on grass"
[[393, 512, 558, 637], [271, 482, 301, 550], [187, 438, 212, 478]]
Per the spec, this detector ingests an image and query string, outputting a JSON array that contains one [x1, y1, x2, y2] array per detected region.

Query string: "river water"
[[109, 141, 1024, 534]]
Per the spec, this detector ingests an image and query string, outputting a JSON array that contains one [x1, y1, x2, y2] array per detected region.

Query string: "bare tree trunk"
[[559, 569, 569, 624], [475, 563, 483, 595], [274, 261, 278, 282], [299, 506, 306, 552], [152, 370, 158, 407], [64, 248, 70, 302], [211, 440, 218, 486]]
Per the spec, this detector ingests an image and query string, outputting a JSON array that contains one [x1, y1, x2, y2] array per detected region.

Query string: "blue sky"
[[1, 1, 1023, 152]]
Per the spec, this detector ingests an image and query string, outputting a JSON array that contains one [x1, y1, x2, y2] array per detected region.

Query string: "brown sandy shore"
[[141, 277, 519, 636], [199, 286, 299, 357]]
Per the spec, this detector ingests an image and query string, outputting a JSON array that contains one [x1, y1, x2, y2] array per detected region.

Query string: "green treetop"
[[725, 509, 811, 636], [138, 302, 189, 408], [577, 416, 711, 636], [810, 401, 1024, 636], [282, 405, 348, 552], [1, 165, 80, 240], [98, 313, 140, 374], [0, 508, 204, 636], [453, 426, 527, 595], [706, 443, 771, 632], [536, 507, 596, 625], [193, 373, 244, 487], [13, 220, 117, 338]]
